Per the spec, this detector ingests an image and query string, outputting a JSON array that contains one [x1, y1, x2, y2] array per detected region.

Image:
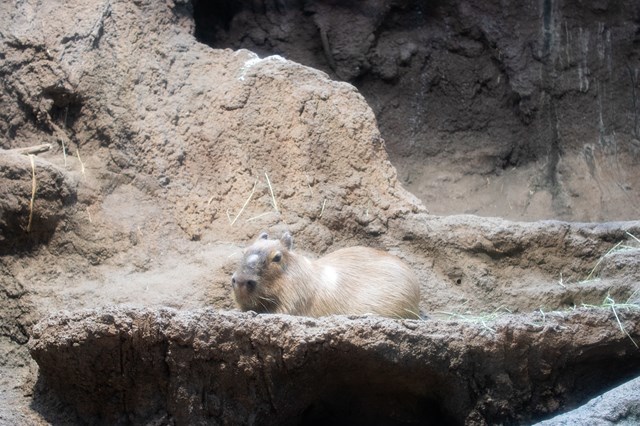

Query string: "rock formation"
[[0, 0, 639, 424], [29, 307, 640, 425]]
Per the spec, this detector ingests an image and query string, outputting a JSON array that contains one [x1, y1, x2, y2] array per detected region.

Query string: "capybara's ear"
[[281, 232, 293, 250], [258, 231, 269, 240]]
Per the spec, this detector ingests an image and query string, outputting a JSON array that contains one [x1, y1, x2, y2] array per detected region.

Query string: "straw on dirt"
[[264, 172, 279, 213], [583, 293, 639, 348], [27, 154, 37, 232], [229, 180, 258, 226], [585, 233, 640, 281], [76, 149, 85, 174]]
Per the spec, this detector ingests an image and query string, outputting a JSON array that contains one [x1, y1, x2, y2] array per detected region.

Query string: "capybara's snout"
[[231, 272, 257, 292]]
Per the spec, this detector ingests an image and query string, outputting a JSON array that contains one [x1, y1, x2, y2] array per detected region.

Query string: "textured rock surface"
[[29, 307, 640, 425], [200, 0, 640, 221], [0, 0, 639, 424], [0, 150, 76, 254], [535, 375, 640, 425]]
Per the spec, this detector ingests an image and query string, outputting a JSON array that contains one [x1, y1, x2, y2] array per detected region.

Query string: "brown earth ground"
[[1, 0, 639, 425]]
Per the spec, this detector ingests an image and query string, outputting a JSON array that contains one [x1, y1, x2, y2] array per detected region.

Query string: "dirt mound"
[[1, 0, 640, 424], [29, 307, 640, 425]]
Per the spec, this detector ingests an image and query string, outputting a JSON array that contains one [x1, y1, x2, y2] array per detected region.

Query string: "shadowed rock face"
[[194, 0, 640, 222], [534, 375, 640, 425], [29, 307, 640, 425], [0, 151, 76, 255]]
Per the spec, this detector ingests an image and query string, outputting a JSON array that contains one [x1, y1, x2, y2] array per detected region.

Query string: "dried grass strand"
[[264, 172, 279, 213], [230, 180, 257, 226], [61, 138, 67, 167], [76, 149, 85, 174], [27, 155, 36, 232], [585, 241, 623, 281], [319, 198, 326, 218]]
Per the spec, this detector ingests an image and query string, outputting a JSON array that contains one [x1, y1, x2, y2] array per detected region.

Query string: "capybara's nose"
[[232, 273, 256, 291]]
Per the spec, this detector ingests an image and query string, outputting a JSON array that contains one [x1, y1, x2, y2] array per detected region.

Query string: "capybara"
[[232, 232, 421, 319]]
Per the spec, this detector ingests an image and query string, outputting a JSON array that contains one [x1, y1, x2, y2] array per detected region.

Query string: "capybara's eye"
[[272, 252, 282, 263]]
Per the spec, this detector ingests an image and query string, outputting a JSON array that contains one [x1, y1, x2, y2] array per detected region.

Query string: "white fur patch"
[[321, 266, 339, 292], [246, 254, 260, 268]]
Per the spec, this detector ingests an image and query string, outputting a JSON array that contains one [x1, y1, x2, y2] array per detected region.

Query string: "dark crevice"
[[45, 89, 84, 130], [300, 388, 455, 426], [193, 0, 246, 44]]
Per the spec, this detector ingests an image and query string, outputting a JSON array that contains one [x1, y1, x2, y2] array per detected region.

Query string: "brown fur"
[[232, 232, 421, 319]]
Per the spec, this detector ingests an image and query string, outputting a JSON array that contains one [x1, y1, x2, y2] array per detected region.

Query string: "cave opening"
[[290, 369, 462, 426], [299, 390, 456, 426]]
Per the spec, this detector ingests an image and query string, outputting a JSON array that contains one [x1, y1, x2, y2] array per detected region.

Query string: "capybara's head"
[[232, 231, 294, 312]]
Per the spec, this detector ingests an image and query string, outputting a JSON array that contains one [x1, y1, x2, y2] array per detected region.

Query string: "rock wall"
[[535, 375, 640, 425], [197, 0, 640, 221], [1, 0, 422, 245], [0, 0, 639, 424]]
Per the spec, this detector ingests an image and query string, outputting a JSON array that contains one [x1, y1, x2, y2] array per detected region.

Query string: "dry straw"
[[264, 172, 279, 213], [584, 232, 640, 281], [228, 180, 258, 226], [436, 305, 512, 333], [27, 155, 37, 232], [246, 212, 274, 222], [76, 149, 85, 174], [583, 293, 639, 349], [61, 138, 68, 166]]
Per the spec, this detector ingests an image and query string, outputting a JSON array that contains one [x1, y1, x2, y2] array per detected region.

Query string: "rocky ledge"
[[29, 307, 640, 425]]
